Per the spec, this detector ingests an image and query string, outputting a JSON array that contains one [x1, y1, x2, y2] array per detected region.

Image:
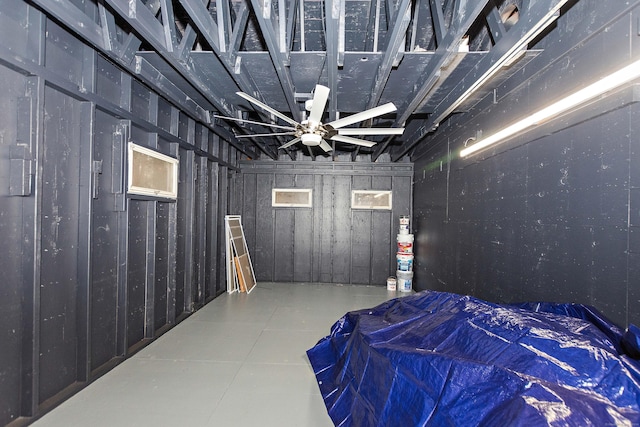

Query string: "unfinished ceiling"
[[34, 0, 573, 161]]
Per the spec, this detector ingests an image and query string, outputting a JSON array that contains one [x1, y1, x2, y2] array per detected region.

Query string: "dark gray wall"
[[236, 161, 413, 285], [412, 1, 640, 328], [0, 3, 235, 425]]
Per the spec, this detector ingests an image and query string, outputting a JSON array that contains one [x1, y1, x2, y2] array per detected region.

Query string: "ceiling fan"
[[215, 85, 404, 153]]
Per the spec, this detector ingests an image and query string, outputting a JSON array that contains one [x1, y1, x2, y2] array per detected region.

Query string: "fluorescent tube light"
[[447, 6, 564, 120], [460, 58, 640, 158]]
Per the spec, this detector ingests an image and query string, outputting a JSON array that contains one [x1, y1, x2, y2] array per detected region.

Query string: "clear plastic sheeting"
[[307, 291, 640, 426]]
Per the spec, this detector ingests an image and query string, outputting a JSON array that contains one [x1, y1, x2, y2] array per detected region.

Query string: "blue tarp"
[[307, 291, 640, 426]]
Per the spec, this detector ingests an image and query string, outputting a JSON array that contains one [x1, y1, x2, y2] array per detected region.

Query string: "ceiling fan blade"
[[330, 135, 377, 148], [236, 91, 300, 127], [319, 139, 333, 153], [307, 85, 330, 127], [337, 128, 404, 136], [326, 102, 397, 129], [213, 115, 296, 131], [278, 137, 301, 150], [236, 132, 297, 138]]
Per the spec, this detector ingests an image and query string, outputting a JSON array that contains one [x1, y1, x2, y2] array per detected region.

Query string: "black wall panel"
[[371, 210, 393, 284], [317, 174, 335, 282], [293, 175, 314, 282], [205, 164, 216, 299], [241, 172, 259, 273], [205, 161, 221, 299], [96, 55, 123, 107], [157, 98, 173, 134], [131, 80, 151, 121], [155, 202, 170, 330], [0, 65, 30, 425], [352, 210, 373, 284], [175, 149, 193, 316], [0, 4, 236, 423], [216, 164, 230, 295], [126, 200, 148, 349], [370, 176, 395, 284], [351, 174, 374, 283], [415, 108, 638, 327], [412, 3, 640, 328], [39, 86, 82, 403], [90, 111, 121, 370], [274, 209, 296, 282], [237, 162, 413, 285], [44, 20, 84, 88], [332, 175, 352, 283], [294, 207, 314, 282], [253, 173, 275, 279], [192, 157, 205, 308]]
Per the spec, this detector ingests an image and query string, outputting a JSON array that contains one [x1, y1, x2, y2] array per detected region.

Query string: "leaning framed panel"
[[224, 215, 256, 293]]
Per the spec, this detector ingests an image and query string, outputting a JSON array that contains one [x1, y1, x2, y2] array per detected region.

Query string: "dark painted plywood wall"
[[0, 4, 236, 424], [412, 1, 640, 328], [91, 111, 122, 370], [39, 85, 83, 404], [236, 161, 413, 285]]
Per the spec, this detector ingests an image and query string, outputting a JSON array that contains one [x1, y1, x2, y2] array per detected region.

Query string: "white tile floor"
[[33, 282, 401, 427]]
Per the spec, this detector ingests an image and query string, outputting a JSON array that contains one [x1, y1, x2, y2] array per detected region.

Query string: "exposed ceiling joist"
[[33, 0, 583, 162], [485, 1, 507, 43], [324, 0, 345, 122], [177, 0, 280, 156], [248, 0, 301, 121], [104, 0, 238, 117], [372, 0, 491, 160], [428, 0, 446, 45], [178, 0, 258, 95], [397, 0, 492, 125], [391, 0, 569, 161], [367, 0, 413, 110], [216, 0, 233, 52], [229, 3, 251, 58], [32, 0, 258, 158]]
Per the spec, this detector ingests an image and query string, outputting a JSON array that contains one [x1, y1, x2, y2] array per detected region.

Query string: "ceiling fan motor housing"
[[301, 133, 323, 146]]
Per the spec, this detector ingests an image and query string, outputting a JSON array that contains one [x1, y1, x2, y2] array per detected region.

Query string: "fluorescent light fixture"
[[460, 58, 640, 158], [444, 5, 565, 122]]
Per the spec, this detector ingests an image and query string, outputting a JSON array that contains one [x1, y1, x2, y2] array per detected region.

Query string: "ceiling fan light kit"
[[218, 84, 405, 154], [301, 133, 323, 146]]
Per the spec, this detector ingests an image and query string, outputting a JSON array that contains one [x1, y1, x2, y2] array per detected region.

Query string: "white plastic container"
[[386, 277, 397, 291], [397, 270, 413, 292], [397, 233, 414, 253], [396, 253, 414, 271], [399, 216, 410, 234]]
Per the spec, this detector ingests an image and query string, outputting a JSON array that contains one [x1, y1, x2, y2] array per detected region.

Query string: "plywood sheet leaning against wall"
[[225, 215, 257, 293]]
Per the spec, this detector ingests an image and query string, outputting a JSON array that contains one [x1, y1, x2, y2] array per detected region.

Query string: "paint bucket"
[[396, 253, 414, 271], [397, 270, 413, 292], [386, 277, 397, 291], [397, 233, 414, 253], [399, 216, 410, 234]]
